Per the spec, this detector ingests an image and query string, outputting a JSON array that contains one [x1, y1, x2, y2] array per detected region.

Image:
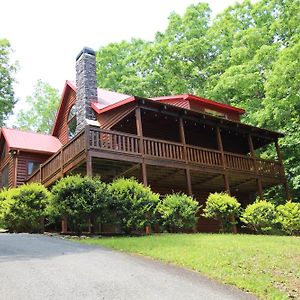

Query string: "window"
[[204, 108, 227, 119], [27, 161, 40, 176], [1, 165, 8, 188], [68, 105, 77, 140]]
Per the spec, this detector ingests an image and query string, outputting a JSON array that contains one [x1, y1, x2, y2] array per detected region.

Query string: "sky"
[[0, 0, 240, 120]]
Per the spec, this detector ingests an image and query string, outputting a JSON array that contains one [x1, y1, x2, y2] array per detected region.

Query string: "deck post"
[[217, 127, 236, 232], [61, 216, 68, 234], [85, 125, 93, 176], [216, 126, 230, 194], [275, 140, 291, 200], [248, 134, 264, 199], [179, 117, 193, 196], [135, 106, 147, 186]]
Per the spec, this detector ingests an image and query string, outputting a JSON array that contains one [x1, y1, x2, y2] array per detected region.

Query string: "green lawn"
[[79, 234, 300, 300]]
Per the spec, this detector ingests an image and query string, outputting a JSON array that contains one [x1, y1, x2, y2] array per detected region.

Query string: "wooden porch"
[[27, 125, 286, 197]]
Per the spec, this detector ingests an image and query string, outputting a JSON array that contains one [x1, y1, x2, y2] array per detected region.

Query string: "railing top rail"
[[89, 126, 140, 139], [187, 144, 221, 155], [224, 152, 253, 160], [143, 137, 184, 147]]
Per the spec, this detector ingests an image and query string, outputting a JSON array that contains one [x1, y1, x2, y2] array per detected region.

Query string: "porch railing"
[[27, 126, 284, 185]]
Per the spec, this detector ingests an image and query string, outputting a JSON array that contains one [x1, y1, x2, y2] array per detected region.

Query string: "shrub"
[[109, 178, 160, 234], [276, 202, 300, 235], [0, 183, 51, 233], [202, 192, 241, 233], [241, 200, 277, 234], [157, 193, 200, 232], [50, 175, 110, 234]]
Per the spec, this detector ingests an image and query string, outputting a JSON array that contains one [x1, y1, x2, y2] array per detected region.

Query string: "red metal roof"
[[57, 81, 245, 117], [1, 128, 62, 153], [151, 94, 245, 114]]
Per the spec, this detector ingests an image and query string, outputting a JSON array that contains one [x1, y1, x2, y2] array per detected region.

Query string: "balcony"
[[27, 125, 285, 187]]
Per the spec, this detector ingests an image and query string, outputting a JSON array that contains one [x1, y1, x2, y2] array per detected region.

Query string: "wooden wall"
[[15, 151, 51, 187], [53, 89, 76, 145]]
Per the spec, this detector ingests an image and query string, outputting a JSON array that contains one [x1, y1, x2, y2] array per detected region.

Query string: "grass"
[[78, 234, 300, 300]]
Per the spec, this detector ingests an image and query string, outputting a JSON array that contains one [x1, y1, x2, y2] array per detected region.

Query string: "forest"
[[1, 0, 299, 202]]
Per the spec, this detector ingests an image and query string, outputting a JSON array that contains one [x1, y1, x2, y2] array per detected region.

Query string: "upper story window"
[[68, 105, 77, 140], [204, 108, 227, 119], [27, 161, 40, 176], [1, 165, 8, 188]]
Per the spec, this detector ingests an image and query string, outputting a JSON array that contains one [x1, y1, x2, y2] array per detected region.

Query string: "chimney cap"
[[76, 47, 96, 61]]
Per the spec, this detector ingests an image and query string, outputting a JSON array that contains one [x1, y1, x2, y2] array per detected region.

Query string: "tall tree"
[[0, 38, 17, 126], [95, 0, 300, 201], [17, 80, 60, 133]]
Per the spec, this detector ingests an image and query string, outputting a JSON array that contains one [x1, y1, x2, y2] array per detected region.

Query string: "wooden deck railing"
[[27, 131, 85, 185], [27, 126, 284, 185]]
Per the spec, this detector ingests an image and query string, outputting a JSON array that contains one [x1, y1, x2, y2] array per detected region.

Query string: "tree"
[[95, 0, 300, 202], [17, 80, 60, 133], [0, 38, 17, 126]]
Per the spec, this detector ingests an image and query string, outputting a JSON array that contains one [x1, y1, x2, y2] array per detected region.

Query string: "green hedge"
[[109, 178, 160, 234], [202, 192, 241, 233], [157, 193, 200, 232], [241, 200, 277, 234], [50, 175, 110, 234], [276, 202, 300, 235], [0, 183, 51, 233]]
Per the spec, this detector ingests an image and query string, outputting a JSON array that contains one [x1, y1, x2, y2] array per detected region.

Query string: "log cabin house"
[[0, 48, 290, 232]]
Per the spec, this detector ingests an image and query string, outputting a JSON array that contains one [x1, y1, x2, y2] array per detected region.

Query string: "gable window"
[[68, 105, 77, 140], [204, 108, 227, 119], [27, 161, 40, 176], [1, 165, 8, 188]]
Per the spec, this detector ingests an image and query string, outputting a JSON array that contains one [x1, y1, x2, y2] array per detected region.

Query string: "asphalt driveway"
[[0, 234, 256, 300]]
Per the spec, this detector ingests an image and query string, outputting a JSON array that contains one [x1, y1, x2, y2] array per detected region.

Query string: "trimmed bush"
[[157, 193, 200, 232], [0, 183, 51, 233], [109, 178, 160, 234], [202, 192, 241, 233], [50, 175, 110, 234], [241, 200, 277, 234], [277, 202, 300, 235]]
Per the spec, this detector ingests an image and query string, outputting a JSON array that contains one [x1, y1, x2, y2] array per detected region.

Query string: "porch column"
[[248, 134, 264, 199], [61, 216, 68, 234], [216, 126, 236, 233], [179, 117, 193, 196], [135, 106, 147, 186], [85, 125, 93, 176], [86, 153, 92, 176], [275, 140, 291, 200], [216, 126, 230, 194]]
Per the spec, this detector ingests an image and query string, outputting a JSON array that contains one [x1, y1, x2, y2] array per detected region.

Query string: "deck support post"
[[135, 106, 148, 186], [61, 216, 68, 234], [85, 125, 93, 176], [216, 126, 230, 194], [248, 134, 264, 199], [179, 117, 193, 196], [275, 140, 291, 201], [86, 153, 92, 176], [217, 126, 236, 233]]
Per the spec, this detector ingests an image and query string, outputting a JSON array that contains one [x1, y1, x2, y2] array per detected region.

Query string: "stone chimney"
[[75, 47, 98, 133]]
